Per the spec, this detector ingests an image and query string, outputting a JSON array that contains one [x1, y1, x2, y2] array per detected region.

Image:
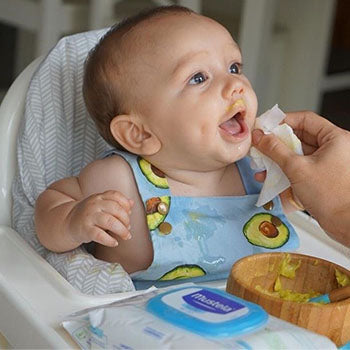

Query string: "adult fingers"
[[252, 129, 301, 174], [300, 142, 318, 156], [284, 111, 337, 147]]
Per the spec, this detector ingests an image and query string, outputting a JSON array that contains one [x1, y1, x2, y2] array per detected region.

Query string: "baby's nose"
[[223, 78, 244, 98]]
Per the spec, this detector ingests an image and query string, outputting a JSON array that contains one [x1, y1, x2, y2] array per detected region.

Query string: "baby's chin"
[[217, 145, 251, 167], [227, 137, 251, 161]]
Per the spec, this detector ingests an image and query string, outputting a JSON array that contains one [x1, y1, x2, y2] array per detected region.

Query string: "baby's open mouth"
[[219, 112, 246, 135]]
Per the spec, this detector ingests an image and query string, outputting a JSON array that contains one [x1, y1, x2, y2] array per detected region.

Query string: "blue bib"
[[105, 150, 299, 289]]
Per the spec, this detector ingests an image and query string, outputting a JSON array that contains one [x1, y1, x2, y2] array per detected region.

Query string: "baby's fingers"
[[96, 213, 131, 241], [102, 200, 131, 229], [102, 190, 134, 212], [90, 227, 119, 247]]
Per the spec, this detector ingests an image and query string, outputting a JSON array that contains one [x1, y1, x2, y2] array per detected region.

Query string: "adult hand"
[[252, 111, 350, 247]]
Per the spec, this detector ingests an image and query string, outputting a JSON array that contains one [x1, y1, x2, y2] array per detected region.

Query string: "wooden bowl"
[[226, 252, 350, 346]]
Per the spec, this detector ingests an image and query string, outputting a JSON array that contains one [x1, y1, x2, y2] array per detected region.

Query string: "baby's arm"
[[35, 158, 133, 252], [35, 155, 153, 273]]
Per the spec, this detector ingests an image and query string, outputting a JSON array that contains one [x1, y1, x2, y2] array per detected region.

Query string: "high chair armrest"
[[0, 225, 75, 348], [0, 225, 156, 348]]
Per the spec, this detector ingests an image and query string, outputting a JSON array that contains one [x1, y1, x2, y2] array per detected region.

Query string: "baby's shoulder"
[[79, 154, 137, 196], [81, 154, 133, 175]]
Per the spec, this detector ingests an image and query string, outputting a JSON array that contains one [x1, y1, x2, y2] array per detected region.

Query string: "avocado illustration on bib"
[[243, 213, 289, 248], [138, 157, 169, 188], [145, 196, 171, 231], [159, 264, 206, 281]]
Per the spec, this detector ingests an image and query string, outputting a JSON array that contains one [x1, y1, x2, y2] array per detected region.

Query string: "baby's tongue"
[[220, 117, 241, 135]]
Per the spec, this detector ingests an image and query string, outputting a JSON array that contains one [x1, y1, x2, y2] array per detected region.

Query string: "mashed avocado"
[[256, 255, 350, 303], [279, 253, 301, 278], [335, 269, 350, 287], [256, 254, 321, 302]]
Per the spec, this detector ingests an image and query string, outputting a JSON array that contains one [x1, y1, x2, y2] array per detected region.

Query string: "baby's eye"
[[188, 72, 208, 85], [229, 62, 242, 75]]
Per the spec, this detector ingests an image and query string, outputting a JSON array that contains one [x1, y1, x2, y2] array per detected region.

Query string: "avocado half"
[[138, 157, 169, 189], [243, 213, 289, 249], [146, 196, 171, 230], [159, 264, 206, 281]]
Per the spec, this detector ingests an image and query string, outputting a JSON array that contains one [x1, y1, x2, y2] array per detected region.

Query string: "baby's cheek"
[[247, 94, 258, 124], [242, 138, 253, 155], [199, 122, 213, 137]]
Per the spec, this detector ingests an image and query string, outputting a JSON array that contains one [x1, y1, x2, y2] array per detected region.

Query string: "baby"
[[35, 5, 299, 288]]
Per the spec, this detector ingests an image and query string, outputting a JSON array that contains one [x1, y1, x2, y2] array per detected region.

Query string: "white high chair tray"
[[0, 211, 349, 348]]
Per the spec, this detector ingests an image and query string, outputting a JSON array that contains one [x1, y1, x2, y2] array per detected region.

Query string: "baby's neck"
[[164, 163, 246, 197]]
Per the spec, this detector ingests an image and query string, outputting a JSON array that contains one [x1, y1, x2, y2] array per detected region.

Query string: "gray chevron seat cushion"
[[12, 29, 135, 295]]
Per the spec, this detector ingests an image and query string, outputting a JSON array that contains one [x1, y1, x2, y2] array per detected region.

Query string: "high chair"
[[0, 29, 349, 349]]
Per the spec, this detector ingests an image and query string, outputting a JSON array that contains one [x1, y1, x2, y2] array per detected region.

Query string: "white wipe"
[[250, 105, 303, 207]]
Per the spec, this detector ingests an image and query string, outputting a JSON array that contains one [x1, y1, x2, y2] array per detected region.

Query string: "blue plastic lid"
[[339, 341, 350, 350], [146, 286, 268, 338]]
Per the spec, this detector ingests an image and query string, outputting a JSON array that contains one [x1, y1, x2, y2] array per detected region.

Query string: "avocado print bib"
[[104, 150, 299, 289]]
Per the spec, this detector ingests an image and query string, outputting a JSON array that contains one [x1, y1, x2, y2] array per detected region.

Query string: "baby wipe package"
[[62, 284, 336, 349]]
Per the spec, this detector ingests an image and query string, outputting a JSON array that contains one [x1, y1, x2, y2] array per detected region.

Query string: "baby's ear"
[[110, 114, 161, 155]]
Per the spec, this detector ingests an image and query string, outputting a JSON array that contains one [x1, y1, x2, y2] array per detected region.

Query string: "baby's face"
[[123, 12, 258, 170]]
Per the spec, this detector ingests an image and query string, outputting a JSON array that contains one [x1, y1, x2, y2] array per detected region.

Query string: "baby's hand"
[[67, 190, 134, 247]]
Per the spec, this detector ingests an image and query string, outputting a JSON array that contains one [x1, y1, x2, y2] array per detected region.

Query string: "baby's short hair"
[[83, 5, 194, 150]]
